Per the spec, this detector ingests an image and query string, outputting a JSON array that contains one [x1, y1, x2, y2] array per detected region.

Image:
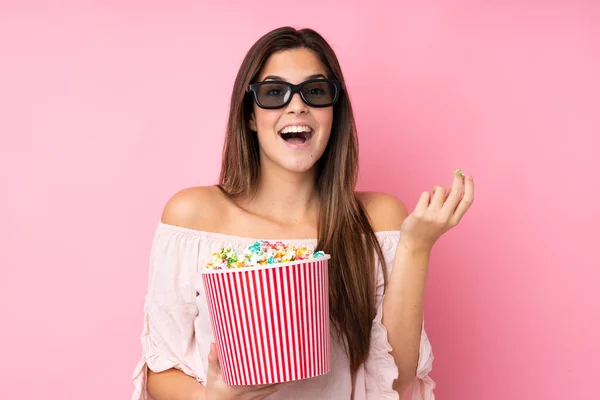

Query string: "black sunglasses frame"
[[246, 79, 345, 109]]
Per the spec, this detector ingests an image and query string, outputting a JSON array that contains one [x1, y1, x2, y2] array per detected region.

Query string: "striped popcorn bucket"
[[200, 256, 331, 385]]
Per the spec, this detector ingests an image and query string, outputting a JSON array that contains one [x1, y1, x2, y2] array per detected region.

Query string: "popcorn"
[[205, 240, 326, 270]]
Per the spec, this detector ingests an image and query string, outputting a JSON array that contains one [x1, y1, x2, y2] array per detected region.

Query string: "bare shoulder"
[[160, 185, 228, 231], [356, 191, 409, 232]]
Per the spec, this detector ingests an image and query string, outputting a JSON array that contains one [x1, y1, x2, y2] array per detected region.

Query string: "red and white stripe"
[[201, 258, 330, 385]]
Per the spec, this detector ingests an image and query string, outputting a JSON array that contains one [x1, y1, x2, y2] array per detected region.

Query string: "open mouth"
[[278, 125, 314, 144]]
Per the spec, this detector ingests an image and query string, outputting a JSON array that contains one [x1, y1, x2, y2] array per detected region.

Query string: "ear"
[[248, 112, 257, 132]]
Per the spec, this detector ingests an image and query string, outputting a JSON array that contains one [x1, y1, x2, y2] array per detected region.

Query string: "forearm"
[[381, 241, 430, 396], [148, 368, 206, 400]]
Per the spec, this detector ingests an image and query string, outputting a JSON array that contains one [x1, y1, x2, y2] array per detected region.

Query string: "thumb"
[[207, 342, 221, 374]]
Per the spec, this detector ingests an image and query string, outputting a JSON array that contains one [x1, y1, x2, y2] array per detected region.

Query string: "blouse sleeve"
[[131, 223, 205, 400], [363, 232, 436, 399]]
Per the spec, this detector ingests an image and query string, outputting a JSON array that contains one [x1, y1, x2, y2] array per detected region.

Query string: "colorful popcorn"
[[205, 240, 326, 270]]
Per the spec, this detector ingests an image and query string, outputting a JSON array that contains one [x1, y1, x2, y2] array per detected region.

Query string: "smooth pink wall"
[[1, 1, 598, 399]]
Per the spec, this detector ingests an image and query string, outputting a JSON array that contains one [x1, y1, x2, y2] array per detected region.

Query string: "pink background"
[[1, 1, 598, 399]]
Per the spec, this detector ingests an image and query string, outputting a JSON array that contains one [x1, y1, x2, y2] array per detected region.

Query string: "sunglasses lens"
[[302, 81, 336, 106], [256, 83, 291, 108]]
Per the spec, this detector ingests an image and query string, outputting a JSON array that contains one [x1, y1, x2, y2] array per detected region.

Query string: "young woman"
[[131, 26, 474, 400]]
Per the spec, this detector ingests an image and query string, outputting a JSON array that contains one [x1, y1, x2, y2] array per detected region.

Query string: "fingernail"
[[466, 174, 473, 180], [454, 168, 465, 177]]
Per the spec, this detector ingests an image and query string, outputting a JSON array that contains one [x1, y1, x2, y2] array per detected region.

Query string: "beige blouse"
[[131, 222, 436, 399]]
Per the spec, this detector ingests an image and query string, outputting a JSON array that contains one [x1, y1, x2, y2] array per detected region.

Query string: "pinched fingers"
[[439, 169, 464, 214], [450, 173, 474, 225]]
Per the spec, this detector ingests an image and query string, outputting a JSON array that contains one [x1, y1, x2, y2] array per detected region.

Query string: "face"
[[248, 48, 334, 174]]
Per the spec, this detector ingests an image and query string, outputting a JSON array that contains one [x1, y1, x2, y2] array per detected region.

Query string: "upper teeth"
[[280, 125, 312, 134]]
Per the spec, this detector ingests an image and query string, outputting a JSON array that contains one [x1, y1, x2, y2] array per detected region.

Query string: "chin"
[[278, 159, 319, 174]]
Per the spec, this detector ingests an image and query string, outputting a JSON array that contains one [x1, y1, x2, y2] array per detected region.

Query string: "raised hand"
[[400, 169, 475, 253]]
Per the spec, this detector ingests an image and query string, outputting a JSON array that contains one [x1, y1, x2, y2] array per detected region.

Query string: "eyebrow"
[[262, 73, 327, 82]]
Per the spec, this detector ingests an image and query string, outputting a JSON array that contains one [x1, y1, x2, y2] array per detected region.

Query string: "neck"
[[246, 163, 319, 225]]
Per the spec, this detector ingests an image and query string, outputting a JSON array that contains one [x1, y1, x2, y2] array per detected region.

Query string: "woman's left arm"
[[381, 170, 475, 397], [382, 242, 430, 397]]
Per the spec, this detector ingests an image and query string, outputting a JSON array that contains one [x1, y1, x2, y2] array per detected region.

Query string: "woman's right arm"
[[148, 369, 205, 400], [152, 341, 289, 400], [134, 188, 286, 400], [131, 191, 208, 400]]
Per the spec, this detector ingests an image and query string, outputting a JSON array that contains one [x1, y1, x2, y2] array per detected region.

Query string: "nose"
[[285, 91, 308, 114]]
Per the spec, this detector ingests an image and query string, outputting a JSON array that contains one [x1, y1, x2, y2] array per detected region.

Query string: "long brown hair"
[[219, 27, 386, 374]]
